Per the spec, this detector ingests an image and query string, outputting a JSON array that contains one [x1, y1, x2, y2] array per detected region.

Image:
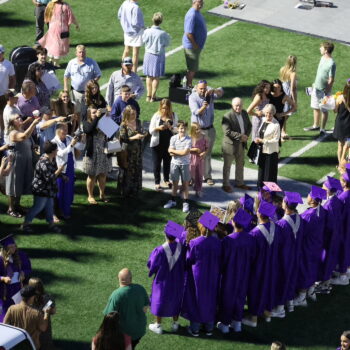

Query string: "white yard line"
[[316, 171, 336, 184], [0, 0, 11, 4], [278, 131, 331, 169], [100, 19, 237, 91]]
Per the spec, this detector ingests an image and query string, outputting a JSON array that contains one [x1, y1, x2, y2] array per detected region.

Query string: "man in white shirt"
[[3, 90, 21, 144], [0, 45, 16, 141]]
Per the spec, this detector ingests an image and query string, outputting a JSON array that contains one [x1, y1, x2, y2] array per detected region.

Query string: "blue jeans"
[[25, 196, 54, 224], [190, 321, 214, 333]]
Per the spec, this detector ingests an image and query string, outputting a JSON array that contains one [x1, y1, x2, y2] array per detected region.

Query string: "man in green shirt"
[[103, 268, 149, 349], [304, 41, 336, 135]]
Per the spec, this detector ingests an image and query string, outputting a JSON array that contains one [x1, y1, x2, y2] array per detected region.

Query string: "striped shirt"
[[169, 134, 192, 165]]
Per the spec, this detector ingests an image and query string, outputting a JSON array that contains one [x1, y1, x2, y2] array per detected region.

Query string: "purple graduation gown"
[[319, 195, 343, 281], [181, 235, 221, 323], [218, 231, 255, 324], [0, 250, 32, 322], [275, 214, 304, 304], [337, 190, 350, 273], [247, 222, 280, 316], [147, 241, 186, 317], [298, 205, 326, 289]]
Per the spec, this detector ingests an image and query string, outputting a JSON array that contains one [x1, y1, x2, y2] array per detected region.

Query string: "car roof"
[[0, 323, 32, 348]]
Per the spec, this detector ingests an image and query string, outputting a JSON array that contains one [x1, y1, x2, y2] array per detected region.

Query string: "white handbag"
[[104, 139, 122, 154]]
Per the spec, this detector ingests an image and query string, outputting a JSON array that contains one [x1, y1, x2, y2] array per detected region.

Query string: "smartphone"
[[42, 300, 53, 312]]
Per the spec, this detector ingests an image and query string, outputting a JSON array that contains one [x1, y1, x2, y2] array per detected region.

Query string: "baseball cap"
[[122, 57, 133, 65], [0, 45, 5, 53]]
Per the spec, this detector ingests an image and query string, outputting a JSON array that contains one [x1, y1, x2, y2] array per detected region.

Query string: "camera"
[[7, 145, 15, 151], [64, 114, 74, 123], [205, 93, 212, 104], [165, 119, 173, 127], [73, 129, 83, 141]]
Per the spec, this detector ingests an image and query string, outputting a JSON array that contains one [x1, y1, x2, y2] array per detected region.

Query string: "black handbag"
[[60, 31, 70, 39], [247, 141, 258, 160]]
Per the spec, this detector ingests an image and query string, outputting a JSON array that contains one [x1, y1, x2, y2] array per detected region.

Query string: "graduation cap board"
[[199, 211, 220, 231], [284, 191, 303, 205], [233, 208, 252, 228], [164, 221, 184, 239], [0, 234, 16, 247], [210, 205, 227, 223], [324, 176, 342, 192], [239, 193, 254, 213], [258, 200, 276, 218], [263, 182, 283, 192], [310, 185, 327, 201]]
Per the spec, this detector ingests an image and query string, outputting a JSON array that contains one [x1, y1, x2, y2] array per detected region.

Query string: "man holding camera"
[[189, 80, 223, 185]]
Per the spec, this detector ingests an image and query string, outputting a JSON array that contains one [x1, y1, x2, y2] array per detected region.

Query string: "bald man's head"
[[118, 268, 132, 286], [232, 97, 243, 113]]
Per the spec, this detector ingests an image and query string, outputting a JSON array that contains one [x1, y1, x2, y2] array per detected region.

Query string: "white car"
[[0, 323, 36, 350]]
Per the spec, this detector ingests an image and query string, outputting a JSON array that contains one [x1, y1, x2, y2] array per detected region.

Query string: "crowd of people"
[[1, 0, 350, 349]]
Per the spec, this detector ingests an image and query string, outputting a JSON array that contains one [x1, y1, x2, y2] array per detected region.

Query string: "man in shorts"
[[182, 0, 207, 87], [118, 0, 145, 73], [304, 41, 336, 135], [164, 120, 192, 213]]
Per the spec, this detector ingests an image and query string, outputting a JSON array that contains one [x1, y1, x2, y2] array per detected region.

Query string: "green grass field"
[[1, 0, 350, 349]]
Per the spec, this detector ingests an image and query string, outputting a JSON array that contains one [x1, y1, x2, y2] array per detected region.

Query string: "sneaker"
[[347, 268, 350, 279], [331, 275, 349, 285], [164, 200, 176, 209], [242, 318, 257, 327], [206, 178, 215, 186], [307, 289, 317, 301], [265, 317, 271, 323], [305, 87, 313, 96], [303, 126, 320, 131], [182, 202, 190, 213], [217, 322, 229, 334], [171, 322, 179, 332], [287, 300, 294, 313], [149, 323, 163, 335], [293, 295, 307, 307], [187, 326, 199, 337], [319, 129, 326, 136], [230, 320, 242, 332], [205, 330, 213, 336], [271, 309, 286, 318]]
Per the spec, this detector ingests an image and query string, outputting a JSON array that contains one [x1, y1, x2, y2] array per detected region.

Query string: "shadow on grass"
[[221, 85, 257, 99], [280, 155, 337, 166], [99, 58, 144, 71], [54, 339, 90, 350], [69, 40, 124, 48], [0, 12, 33, 27], [33, 268, 84, 286]]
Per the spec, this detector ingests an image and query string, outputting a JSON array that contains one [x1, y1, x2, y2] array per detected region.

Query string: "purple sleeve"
[[184, 11, 195, 34], [147, 247, 162, 277]]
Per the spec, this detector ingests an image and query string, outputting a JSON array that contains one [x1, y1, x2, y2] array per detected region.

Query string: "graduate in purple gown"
[[317, 177, 344, 292], [217, 209, 255, 334], [147, 221, 186, 334], [243, 201, 281, 327], [240, 193, 257, 231], [332, 167, 350, 285], [181, 212, 222, 337], [272, 192, 304, 317], [294, 186, 327, 307], [0, 235, 32, 322]]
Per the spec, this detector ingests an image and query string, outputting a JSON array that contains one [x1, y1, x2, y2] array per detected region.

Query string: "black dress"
[[333, 102, 350, 142]]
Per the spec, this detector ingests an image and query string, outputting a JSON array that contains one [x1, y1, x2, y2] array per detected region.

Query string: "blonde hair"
[[190, 123, 200, 138], [76, 44, 86, 52], [121, 105, 137, 125], [279, 55, 297, 82], [44, 1, 62, 23], [7, 114, 20, 135], [158, 98, 173, 118], [152, 12, 163, 26]]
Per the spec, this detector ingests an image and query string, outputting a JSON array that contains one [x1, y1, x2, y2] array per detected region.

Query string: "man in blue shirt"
[[182, 0, 207, 87], [64, 45, 101, 117], [32, 0, 51, 43], [189, 80, 223, 185]]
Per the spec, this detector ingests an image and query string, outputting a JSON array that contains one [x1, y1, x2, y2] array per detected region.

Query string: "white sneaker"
[[230, 320, 242, 332], [271, 308, 285, 318], [242, 318, 257, 327], [217, 322, 229, 334], [265, 317, 271, 323], [182, 202, 190, 213], [293, 295, 307, 307], [307, 290, 317, 302], [287, 300, 294, 312], [164, 200, 176, 209], [171, 322, 179, 332], [331, 275, 349, 286], [347, 268, 350, 279], [149, 323, 163, 334]]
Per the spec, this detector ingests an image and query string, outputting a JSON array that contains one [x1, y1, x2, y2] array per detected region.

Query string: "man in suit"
[[222, 97, 252, 193]]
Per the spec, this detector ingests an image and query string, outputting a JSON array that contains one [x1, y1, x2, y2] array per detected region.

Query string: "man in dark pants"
[[103, 268, 149, 349], [32, 0, 51, 43]]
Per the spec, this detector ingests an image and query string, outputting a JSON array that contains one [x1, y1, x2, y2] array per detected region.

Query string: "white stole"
[[283, 214, 300, 239], [162, 242, 181, 271], [258, 222, 275, 246]]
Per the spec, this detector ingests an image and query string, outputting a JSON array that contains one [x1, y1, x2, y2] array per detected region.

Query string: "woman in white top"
[[149, 98, 178, 191], [142, 12, 170, 102], [254, 104, 280, 189]]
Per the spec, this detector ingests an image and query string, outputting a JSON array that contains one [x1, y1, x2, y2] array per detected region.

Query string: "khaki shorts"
[[124, 31, 144, 47], [170, 163, 191, 183], [184, 48, 201, 72], [310, 87, 328, 111]]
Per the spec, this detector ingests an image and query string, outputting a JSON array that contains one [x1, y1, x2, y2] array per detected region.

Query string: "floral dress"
[[119, 119, 143, 196]]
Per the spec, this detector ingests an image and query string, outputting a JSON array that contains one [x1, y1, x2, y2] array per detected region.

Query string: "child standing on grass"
[[164, 120, 192, 213], [190, 123, 208, 198]]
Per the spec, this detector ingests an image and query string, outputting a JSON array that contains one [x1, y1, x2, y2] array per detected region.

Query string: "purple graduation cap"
[[199, 211, 220, 231], [164, 221, 184, 239], [343, 168, 350, 182], [309, 185, 327, 201], [263, 181, 283, 192], [258, 200, 276, 218], [284, 191, 303, 205], [239, 193, 254, 213], [0, 234, 16, 247], [324, 176, 342, 192], [233, 208, 252, 228]]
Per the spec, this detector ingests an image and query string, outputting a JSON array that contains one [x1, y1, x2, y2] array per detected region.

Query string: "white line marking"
[[278, 132, 331, 169], [0, 0, 11, 4], [100, 19, 237, 91], [316, 171, 336, 184]]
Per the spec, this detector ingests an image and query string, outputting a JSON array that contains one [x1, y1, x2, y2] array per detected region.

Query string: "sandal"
[[7, 210, 22, 218], [146, 96, 151, 102], [88, 197, 98, 205], [53, 215, 61, 223], [99, 196, 110, 203], [155, 185, 163, 192], [164, 181, 172, 189]]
